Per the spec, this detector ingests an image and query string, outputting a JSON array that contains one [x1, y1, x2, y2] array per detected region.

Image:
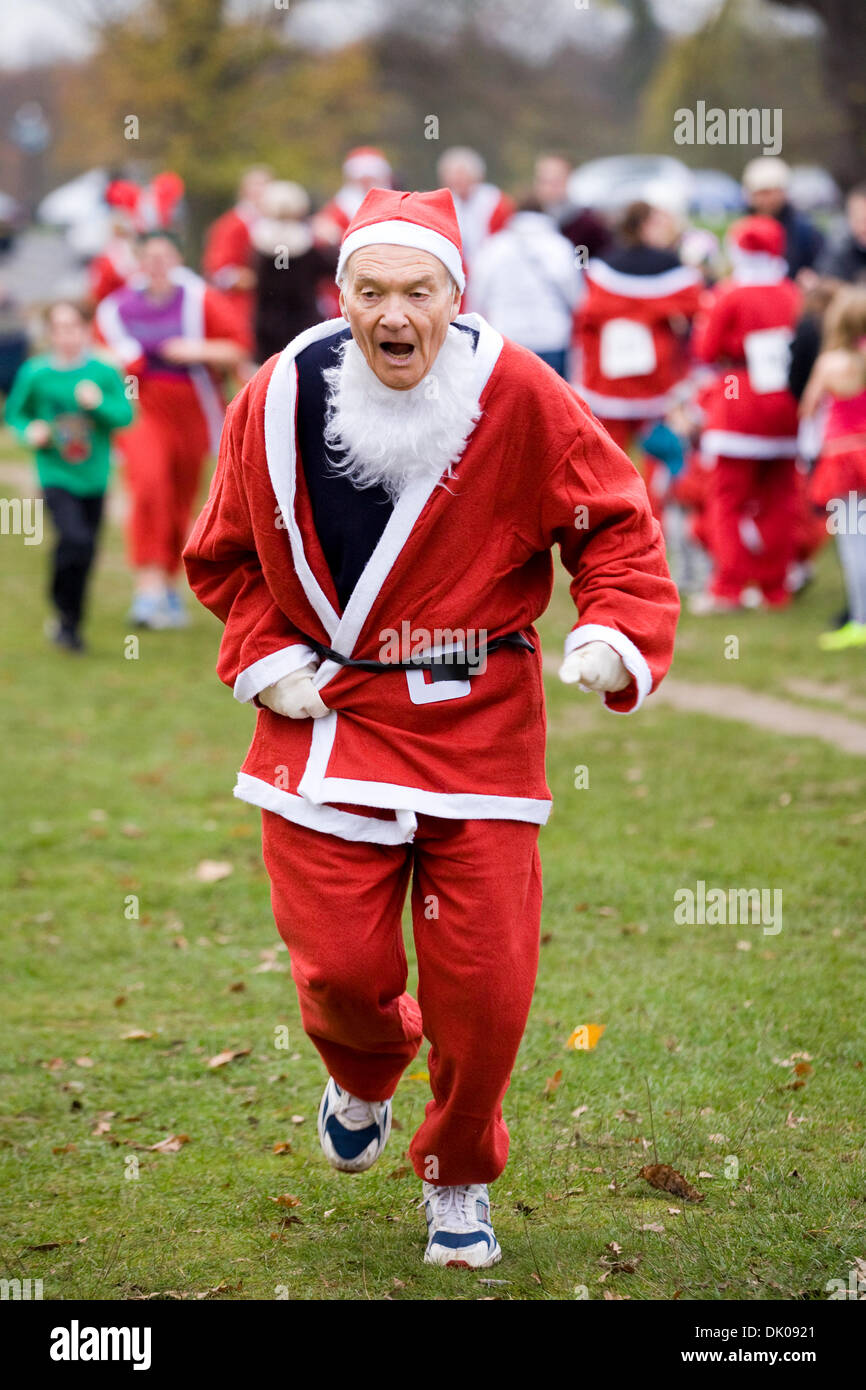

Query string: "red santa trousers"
[[119, 377, 211, 574], [707, 455, 798, 605], [261, 808, 543, 1186]]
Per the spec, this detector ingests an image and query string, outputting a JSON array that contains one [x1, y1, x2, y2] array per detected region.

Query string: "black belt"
[[305, 629, 535, 683]]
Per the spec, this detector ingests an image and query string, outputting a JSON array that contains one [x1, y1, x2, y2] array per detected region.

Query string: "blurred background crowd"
[[2, 0, 866, 652]]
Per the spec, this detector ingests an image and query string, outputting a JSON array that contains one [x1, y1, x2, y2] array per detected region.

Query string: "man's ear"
[[449, 280, 462, 321], [338, 283, 347, 320]]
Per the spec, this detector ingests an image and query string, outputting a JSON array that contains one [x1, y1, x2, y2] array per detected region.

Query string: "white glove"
[[558, 641, 632, 693], [258, 663, 329, 719]]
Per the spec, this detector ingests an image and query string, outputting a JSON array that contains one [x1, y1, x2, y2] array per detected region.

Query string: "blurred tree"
[[767, 0, 866, 186], [639, 0, 841, 176], [56, 0, 401, 248]]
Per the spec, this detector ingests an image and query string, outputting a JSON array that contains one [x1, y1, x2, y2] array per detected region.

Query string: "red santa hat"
[[727, 215, 786, 259], [343, 146, 392, 183], [336, 187, 466, 292]]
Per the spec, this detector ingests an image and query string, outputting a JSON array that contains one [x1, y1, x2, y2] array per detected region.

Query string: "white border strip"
[[235, 771, 418, 845], [577, 383, 682, 419], [564, 623, 653, 714], [233, 643, 318, 704], [586, 258, 701, 300], [701, 429, 799, 459], [263, 317, 347, 641], [336, 218, 466, 291]]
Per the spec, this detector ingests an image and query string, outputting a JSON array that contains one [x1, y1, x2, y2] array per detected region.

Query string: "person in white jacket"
[[471, 197, 580, 377]]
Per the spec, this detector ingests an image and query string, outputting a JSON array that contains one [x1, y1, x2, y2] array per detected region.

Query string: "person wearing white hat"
[[184, 187, 679, 1269], [742, 156, 824, 280]]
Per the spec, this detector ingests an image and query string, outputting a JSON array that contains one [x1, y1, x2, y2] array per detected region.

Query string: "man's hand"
[[558, 641, 632, 693], [258, 663, 330, 719]]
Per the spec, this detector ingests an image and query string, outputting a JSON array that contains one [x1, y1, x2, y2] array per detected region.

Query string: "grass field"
[[1, 431, 865, 1302]]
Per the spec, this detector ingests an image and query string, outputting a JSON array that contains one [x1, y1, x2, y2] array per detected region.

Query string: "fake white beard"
[[322, 325, 483, 502]]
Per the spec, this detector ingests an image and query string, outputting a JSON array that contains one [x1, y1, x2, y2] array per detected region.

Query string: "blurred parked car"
[[787, 165, 841, 213], [37, 168, 113, 259], [567, 155, 697, 217], [689, 169, 744, 217]]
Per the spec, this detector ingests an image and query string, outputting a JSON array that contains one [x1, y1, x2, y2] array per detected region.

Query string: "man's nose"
[[379, 295, 409, 327]]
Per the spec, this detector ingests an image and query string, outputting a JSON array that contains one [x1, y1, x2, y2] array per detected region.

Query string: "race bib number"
[[600, 318, 657, 379], [744, 327, 792, 394]]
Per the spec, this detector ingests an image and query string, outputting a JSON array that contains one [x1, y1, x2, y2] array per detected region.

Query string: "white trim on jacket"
[[576, 382, 687, 419], [585, 258, 701, 299], [564, 623, 653, 714], [237, 313, 557, 844], [700, 429, 799, 459]]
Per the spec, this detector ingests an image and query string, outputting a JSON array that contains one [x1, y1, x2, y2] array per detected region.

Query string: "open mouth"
[[379, 341, 416, 365]]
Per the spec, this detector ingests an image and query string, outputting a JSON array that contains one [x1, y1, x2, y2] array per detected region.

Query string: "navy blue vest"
[[294, 324, 479, 611]]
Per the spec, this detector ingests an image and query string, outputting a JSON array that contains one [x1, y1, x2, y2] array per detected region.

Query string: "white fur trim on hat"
[[336, 219, 466, 292]]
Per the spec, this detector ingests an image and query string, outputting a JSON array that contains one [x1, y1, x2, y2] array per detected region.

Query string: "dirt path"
[[649, 678, 866, 757]]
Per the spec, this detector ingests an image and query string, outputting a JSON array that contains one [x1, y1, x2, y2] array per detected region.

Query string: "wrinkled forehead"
[[344, 244, 451, 291]]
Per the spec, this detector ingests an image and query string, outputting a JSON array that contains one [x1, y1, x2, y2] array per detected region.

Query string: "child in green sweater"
[[5, 301, 133, 651]]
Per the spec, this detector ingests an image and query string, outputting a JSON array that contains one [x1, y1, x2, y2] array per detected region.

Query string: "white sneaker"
[[421, 1182, 502, 1268], [317, 1077, 391, 1173]]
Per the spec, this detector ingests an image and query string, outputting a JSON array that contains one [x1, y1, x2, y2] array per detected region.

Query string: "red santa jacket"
[[183, 314, 679, 846], [202, 204, 256, 335], [578, 255, 702, 420], [692, 272, 801, 459]]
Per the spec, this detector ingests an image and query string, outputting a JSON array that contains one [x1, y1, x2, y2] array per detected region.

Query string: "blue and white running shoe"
[[317, 1077, 392, 1173], [127, 591, 174, 630], [163, 589, 190, 628], [422, 1182, 502, 1268]]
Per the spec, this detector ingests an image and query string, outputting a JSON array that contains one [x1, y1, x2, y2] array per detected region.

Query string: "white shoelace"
[[334, 1086, 388, 1127], [423, 1183, 487, 1230]]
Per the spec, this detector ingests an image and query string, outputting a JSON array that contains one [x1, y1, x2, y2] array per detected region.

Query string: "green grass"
[[1, 437, 864, 1302]]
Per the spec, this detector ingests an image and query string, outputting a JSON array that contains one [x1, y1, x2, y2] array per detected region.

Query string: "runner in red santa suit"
[[202, 166, 272, 341], [312, 149, 394, 321], [436, 146, 515, 307], [691, 215, 802, 613], [577, 199, 702, 502], [183, 188, 679, 1268], [314, 147, 394, 246], [97, 232, 249, 628]]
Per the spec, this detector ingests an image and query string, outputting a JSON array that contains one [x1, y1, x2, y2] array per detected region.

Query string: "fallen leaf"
[[639, 1164, 704, 1202], [785, 1111, 808, 1127], [74, 1057, 95, 1068], [793, 1061, 813, 1077], [52, 1143, 77, 1155], [122, 1030, 153, 1041], [272, 1142, 293, 1155], [290, 1114, 305, 1125], [270, 1194, 301, 1208], [566, 1023, 606, 1051], [544, 1068, 563, 1096], [207, 1047, 252, 1069], [639, 1222, 665, 1233], [407, 1071, 429, 1082], [388, 1165, 410, 1179], [149, 1133, 190, 1153], [571, 1105, 589, 1119], [194, 860, 233, 883]]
